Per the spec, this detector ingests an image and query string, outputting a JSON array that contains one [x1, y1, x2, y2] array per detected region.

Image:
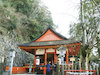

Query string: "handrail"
[[64, 70, 96, 75]]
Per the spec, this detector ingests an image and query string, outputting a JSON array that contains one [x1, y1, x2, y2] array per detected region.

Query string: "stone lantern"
[[58, 45, 66, 75], [8, 49, 15, 75], [0, 56, 4, 75]]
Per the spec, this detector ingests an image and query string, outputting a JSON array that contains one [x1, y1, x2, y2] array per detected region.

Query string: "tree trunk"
[[79, 55, 82, 70], [86, 51, 89, 70]]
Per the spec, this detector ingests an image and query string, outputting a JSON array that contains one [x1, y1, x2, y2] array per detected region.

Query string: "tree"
[[0, 0, 54, 66], [0, 0, 54, 42], [69, 0, 100, 70]]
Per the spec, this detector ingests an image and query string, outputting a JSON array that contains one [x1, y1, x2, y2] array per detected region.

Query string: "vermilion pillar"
[[54, 49, 57, 64], [44, 49, 47, 74], [33, 49, 36, 72], [66, 49, 68, 64], [34, 49, 36, 66]]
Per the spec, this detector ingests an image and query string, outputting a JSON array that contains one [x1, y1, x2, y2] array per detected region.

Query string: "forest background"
[[0, 0, 54, 66]]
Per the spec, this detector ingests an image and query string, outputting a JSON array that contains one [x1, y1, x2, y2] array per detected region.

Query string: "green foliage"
[[95, 0, 100, 4], [0, 0, 54, 42], [69, 23, 83, 40], [90, 53, 99, 62], [70, 0, 100, 46], [69, 0, 100, 61], [97, 35, 100, 57]]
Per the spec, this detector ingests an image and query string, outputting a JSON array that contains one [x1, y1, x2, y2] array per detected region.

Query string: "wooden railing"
[[6, 66, 26, 74], [64, 70, 96, 75]]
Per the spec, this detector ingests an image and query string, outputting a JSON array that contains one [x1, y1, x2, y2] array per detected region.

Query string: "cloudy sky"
[[41, 0, 80, 38]]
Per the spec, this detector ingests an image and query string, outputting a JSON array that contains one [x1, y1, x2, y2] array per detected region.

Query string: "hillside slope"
[[0, 0, 54, 66]]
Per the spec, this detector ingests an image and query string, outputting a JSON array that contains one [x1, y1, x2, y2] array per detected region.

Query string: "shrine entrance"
[[47, 53, 54, 64]]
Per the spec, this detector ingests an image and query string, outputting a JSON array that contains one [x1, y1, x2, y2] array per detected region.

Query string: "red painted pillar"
[[54, 49, 57, 64], [33, 49, 36, 72], [44, 49, 47, 74], [53, 49, 57, 74], [66, 49, 68, 64], [34, 51, 36, 66], [65, 70, 67, 75], [94, 70, 96, 75]]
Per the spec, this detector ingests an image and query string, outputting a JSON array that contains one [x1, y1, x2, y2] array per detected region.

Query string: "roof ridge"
[[33, 25, 68, 42]]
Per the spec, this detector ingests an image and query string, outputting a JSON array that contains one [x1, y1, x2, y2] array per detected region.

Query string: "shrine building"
[[18, 26, 81, 74]]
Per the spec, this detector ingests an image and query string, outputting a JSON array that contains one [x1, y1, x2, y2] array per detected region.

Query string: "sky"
[[41, 0, 80, 38]]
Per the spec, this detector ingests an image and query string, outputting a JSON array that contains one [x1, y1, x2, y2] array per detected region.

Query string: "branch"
[[91, 0, 100, 13]]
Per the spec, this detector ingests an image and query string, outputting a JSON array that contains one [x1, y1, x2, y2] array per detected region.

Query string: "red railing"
[[64, 70, 96, 75], [6, 66, 26, 74]]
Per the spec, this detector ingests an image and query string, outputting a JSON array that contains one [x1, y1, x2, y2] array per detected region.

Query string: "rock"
[[0, 31, 34, 66]]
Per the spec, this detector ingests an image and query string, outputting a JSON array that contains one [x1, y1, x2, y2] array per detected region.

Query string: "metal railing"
[[64, 70, 96, 75]]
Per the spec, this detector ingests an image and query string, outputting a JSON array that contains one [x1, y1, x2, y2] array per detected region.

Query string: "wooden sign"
[[46, 48, 55, 52], [36, 49, 45, 55], [70, 57, 75, 61]]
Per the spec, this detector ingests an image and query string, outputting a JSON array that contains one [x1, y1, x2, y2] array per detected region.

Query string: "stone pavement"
[[2, 72, 45, 75], [12, 74, 54, 75], [2, 72, 54, 75], [3, 73, 44, 75], [3, 73, 55, 75], [12, 74, 44, 75]]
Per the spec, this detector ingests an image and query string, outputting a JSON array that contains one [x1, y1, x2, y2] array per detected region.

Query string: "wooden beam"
[[18, 43, 81, 56], [18, 42, 81, 50]]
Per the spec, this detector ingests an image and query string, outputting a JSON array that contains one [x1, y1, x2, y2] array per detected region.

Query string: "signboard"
[[36, 59, 40, 65], [46, 48, 55, 52], [70, 57, 75, 61], [36, 49, 45, 55]]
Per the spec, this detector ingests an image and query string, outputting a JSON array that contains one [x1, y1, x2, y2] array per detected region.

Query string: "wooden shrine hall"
[[18, 26, 81, 74]]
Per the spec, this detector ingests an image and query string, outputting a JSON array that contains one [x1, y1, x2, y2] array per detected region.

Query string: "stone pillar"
[[61, 57, 64, 75], [8, 49, 15, 75], [3, 58, 7, 72], [29, 61, 32, 73], [0, 56, 4, 75], [56, 59, 61, 75]]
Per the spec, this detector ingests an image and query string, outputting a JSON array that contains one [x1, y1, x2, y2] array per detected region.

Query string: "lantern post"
[[8, 49, 15, 75], [58, 46, 66, 75], [0, 56, 4, 75]]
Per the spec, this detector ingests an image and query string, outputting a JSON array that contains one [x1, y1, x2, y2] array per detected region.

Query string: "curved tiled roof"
[[18, 40, 81, 47]]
